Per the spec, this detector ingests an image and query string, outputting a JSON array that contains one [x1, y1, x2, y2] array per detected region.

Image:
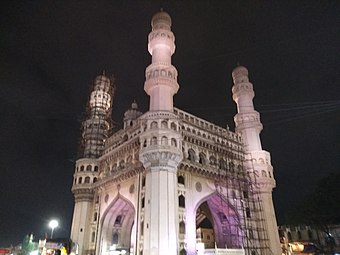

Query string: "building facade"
[[70, 11, 280, 255]]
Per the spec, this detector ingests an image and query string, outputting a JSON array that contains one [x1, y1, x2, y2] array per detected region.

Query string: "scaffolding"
[[177, 107, 272, 255], [78, 73, 115, 159]]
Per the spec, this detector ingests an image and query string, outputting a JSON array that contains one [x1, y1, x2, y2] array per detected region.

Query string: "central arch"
[[99, 195, 135, 255], [195, 192, 243, 249]]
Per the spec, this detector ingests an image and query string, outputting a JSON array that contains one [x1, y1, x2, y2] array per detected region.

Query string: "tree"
[[286, 173, 340, 253]]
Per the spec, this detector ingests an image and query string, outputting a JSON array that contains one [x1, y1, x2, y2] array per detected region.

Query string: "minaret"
[[82, 73, 114, 158], [144, 10, 179, 111], [232, 66, 281, 254], [70, 74, 114, 255], [139, 10, 183, 255]]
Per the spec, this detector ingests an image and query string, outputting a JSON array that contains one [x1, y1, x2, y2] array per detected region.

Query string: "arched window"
[[141, 197, 145, 208], [246, 207, 251, 218], [94, 166, 98, 172], [86, 165, 92, 171], [232, 190, 236, 200], [119, 160, 125, 169], [210, 156, 217, 166], [308, 229, 313, 239], [94, 212, 98, 221], [187, 149, 196, 162], [151, 137, 157, 145], [141, 221, 144, 236], [151, 121, 157, 129], [249, 229, 254, 239], [161, 120, 167, 128], [93, 177, 98, 183], [80, 165, 84, 171], [161, 136, 168, 145], [115, 215, 122, 226], [91, 231, 95, 243], [123, 134, 128, 141], [199, 153, 206, 165], [171, 122, 177, 131], [179, 195, 185, 208], [229, 162, 235, 172], [85, 176, 90, 183], [178, 175, 185, 185], [78, 177, 82, 184], [179, 221, 185, 234], [112, 233, 118, 244], [171, 138, 177, 147], [142, 177, 146, 187], [288, 232, 292, 241], [143, 140, 147, 147], [219, 159, 225, 169], [297, 231, 302, 240], [179, 249, 187, 255]]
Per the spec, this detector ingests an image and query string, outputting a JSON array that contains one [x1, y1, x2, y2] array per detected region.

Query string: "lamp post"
[[49, 219, 58, 239]]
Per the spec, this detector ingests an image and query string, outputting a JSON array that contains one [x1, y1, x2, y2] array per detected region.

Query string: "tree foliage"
[[287, 173, 340, 226], [286, 173, 340, 253]]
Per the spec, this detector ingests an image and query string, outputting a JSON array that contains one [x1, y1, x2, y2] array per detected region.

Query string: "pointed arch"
[[194, 191, 243, 249], [99, 195, 136, 253]]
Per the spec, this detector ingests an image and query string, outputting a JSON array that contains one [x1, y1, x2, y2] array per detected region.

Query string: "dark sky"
[[1, 0, 339, 247]]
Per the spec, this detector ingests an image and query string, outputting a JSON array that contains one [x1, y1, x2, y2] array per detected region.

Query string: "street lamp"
[[49, 219, 58, 239]]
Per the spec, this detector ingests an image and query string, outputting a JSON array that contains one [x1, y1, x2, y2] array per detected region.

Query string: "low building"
[[279, 225, 340, 254]]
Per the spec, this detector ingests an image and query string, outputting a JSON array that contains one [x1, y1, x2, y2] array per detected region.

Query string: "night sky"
[[1, 1, 339, 247]]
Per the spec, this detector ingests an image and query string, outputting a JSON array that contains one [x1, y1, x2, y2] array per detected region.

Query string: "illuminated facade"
[[70, 10, 280, 255]]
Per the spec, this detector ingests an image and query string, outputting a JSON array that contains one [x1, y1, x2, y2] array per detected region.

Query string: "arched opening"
[[161, 136, 168, 145], [161, 120, 167, 128], [178, 175, 185, 185], [171, 122, 177, 130], [179, 195, 185, 208], [151, 121, 157, 129], [199, 153, 206, 165], [151, 136, 157, 145], [171, 138, 177, 147], [195, 193, 243, 249], [179, 249, 187, 255], [187, 149, 196, 162], [179, 221, 185, 234], [100, 196, 135, 253]]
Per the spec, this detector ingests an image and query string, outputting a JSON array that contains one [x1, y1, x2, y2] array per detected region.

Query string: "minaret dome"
[[151, 10, 172, 30], [232, 65, 249, 84]]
